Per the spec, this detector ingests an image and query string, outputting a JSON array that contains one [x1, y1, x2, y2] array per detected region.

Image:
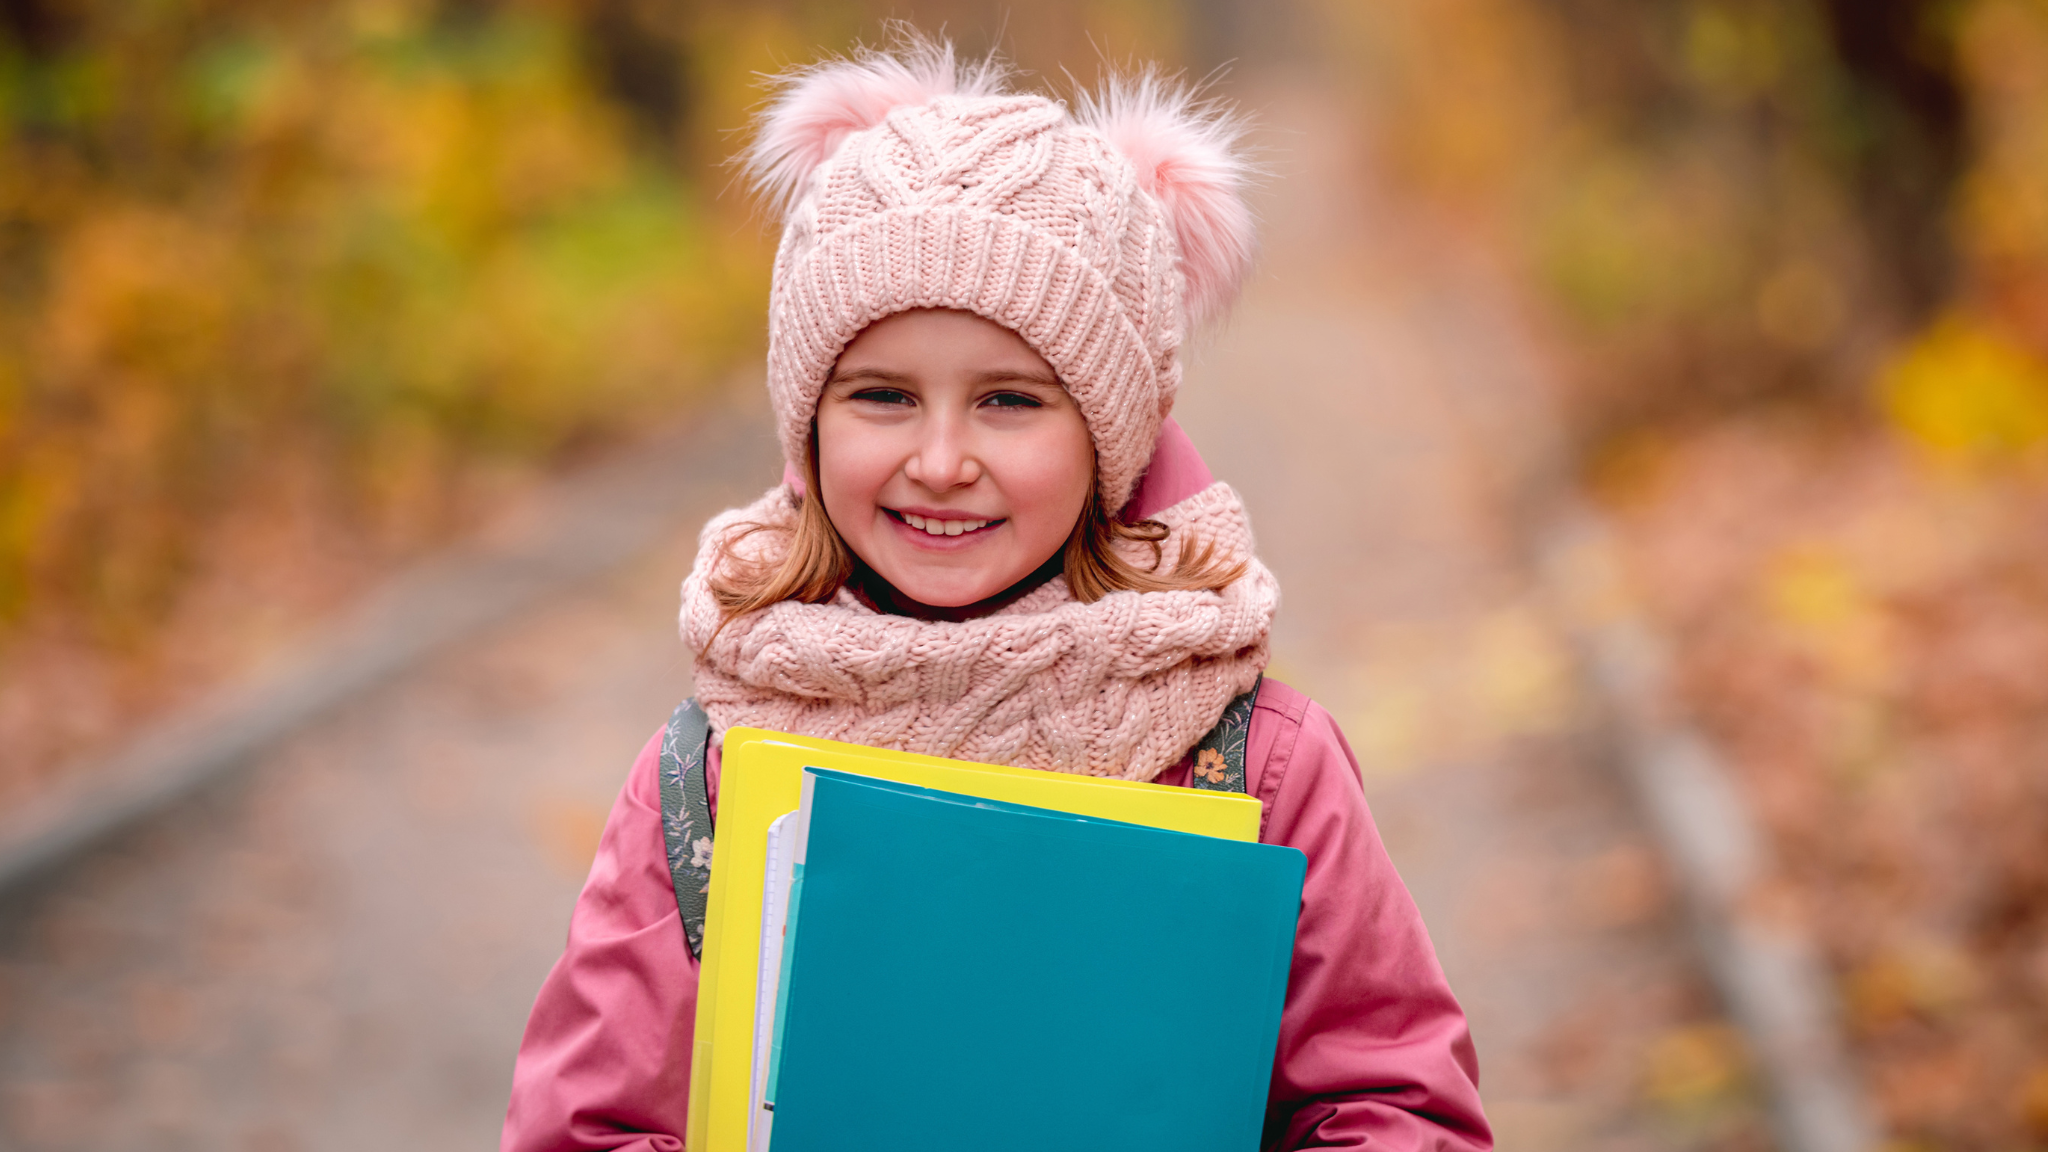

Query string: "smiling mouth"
[[886, 509, 1004, 537]]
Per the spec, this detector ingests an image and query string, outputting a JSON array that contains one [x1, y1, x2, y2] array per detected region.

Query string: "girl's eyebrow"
[[828, 367, 912, 385], [973, 368, 1061, 388]]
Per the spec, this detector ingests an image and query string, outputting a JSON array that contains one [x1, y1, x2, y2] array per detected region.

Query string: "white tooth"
[[905, 514, 924, 529], [924, 519, 945, 535], [966, 520, 985, 531], [944, 520, 965, 536]]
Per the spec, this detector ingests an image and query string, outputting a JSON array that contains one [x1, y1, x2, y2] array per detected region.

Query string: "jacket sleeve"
[[1256, 697, 1492, 1151], [501, 729, 710, 1152]]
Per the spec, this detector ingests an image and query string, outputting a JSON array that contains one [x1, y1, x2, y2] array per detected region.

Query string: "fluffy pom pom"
[[744, 34, 1008, 220], [1078, 72, 1256, 328]]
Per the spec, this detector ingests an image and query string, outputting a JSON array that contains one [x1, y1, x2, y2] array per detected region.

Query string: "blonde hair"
[[709, 445, 1243, 621]]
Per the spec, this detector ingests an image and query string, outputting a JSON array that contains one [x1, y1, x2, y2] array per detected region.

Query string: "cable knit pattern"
[[763, 87, 1200, 511], [679, 480, 1278, 782]]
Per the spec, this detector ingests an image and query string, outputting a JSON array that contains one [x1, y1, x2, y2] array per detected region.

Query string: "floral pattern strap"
[[657, 697, 715, 959], [1189, 677, 1261, 794]]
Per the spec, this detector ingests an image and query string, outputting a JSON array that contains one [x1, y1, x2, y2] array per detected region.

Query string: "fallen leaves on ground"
[[1606, 413, 2048, 1150]]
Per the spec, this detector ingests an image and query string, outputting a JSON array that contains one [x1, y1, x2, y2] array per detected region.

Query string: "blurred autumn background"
[[3, 0, 2047, 1147], [1346, 2, 2048, 1145]]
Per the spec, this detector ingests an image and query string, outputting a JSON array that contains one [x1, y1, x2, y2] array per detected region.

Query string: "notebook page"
[[747, 813, 797, 1151]]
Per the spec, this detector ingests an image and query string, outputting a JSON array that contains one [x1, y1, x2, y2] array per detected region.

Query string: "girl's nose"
[[903, 415, 982, 491]]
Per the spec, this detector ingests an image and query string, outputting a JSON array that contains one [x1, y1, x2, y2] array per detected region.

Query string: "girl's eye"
[[848, 388, 912, 406], [981, 391, 1044, 409]]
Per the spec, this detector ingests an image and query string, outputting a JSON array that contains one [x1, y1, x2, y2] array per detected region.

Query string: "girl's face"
[[816, 308, 1094, 611]]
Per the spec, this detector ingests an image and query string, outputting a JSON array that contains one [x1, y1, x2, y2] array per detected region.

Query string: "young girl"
[[503, 38, 1490, 1152]]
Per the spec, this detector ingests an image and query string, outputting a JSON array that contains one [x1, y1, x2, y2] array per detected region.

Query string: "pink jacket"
[[501, 678, 1491, 1150]]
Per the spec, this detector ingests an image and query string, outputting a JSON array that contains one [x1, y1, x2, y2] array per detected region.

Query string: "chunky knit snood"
[[678, 480, 1277, 782]]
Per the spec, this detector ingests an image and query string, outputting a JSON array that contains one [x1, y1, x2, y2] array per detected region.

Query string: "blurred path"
[[0, 397, 780, 1150], [0, 80, 1761, 1152]]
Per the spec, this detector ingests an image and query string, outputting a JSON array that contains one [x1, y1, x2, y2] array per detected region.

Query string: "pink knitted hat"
[[744, 39, 1256, 511]]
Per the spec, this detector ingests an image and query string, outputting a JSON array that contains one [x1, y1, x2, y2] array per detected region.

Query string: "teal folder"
[[766, 768, 1305, 1152]]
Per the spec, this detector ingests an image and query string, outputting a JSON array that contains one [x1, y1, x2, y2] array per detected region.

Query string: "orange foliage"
[[0, 0, 1190, 798], [1322, 0, 1931, 437], [0, 1, 786, 795]]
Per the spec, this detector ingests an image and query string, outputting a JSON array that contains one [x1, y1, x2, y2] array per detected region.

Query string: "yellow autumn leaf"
[[1762, 545, 1896, 692], [1881, 315, 2048, 462], [1642, 1023, 1747, 1109]]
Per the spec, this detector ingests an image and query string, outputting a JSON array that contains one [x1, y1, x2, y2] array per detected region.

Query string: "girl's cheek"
[[814, 420, 886, 556], [1006, 433, 1093, 540], [816, 414, 889, 503]]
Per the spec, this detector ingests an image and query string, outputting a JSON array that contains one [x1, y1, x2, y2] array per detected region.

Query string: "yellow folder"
[[685, 727, 1263, 1152]]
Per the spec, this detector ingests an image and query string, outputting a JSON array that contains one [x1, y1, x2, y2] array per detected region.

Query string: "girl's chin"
[[873, 564, 1013, 609], [867, 553, 1029, 611]]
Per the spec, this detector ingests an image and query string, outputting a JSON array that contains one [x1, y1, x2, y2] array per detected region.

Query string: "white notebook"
[[747, 811, 800, 1152]]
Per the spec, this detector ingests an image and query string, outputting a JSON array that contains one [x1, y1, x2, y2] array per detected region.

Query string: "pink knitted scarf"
[[677, 479, 1277, 782]]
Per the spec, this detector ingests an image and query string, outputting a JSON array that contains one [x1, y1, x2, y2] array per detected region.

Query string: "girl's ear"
[[744, 34, 1009, 220], [1077, 73, 1256, 329]]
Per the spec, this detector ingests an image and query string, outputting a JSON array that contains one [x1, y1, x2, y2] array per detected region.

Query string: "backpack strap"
[[656, 697, 715, 959], [1189, 677, 1261, 795]]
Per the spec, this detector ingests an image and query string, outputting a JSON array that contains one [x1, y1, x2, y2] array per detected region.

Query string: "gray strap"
[[656, 698, 715, 959], [1190, 678, 1261, 794]]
